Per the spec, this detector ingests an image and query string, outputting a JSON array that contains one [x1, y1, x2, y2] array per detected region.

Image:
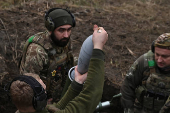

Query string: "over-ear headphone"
[[6, 75, 47, 111], [151, 41, 155, 53], [45, 8, 76, 31]]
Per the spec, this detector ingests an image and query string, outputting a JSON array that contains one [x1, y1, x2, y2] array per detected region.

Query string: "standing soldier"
[[19, 8, 76, 102], [121, 33, 170, 113]]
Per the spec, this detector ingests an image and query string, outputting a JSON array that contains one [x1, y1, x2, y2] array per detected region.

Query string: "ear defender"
[[67, 9, 76, 27], [45, 16, 55, 31], [45, 8, 76, 31], [6, 75, 47, 111], [151, 41, 155, 53]]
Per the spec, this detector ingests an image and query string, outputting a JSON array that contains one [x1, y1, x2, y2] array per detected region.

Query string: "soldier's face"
[[155, 47, 170, 69], [50, 25, 72, 47]]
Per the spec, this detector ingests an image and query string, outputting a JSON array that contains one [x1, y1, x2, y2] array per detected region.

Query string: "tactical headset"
[[151, 41, 155, 53], [45, 8, 76, 31], [6, 75, 47, 111]]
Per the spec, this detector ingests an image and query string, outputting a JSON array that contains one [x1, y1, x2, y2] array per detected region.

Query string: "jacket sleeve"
[[120, 54, 147, 108], [20, 43, 48, 75], [55, 49, 105, 113], [47, 80, 83, 111]]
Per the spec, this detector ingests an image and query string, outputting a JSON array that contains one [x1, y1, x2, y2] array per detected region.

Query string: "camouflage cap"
[[154, 33, 170, 49]]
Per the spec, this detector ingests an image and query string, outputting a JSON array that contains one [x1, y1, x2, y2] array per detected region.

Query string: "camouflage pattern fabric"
[[19, 31, 74, 102], [20, 43, 48, 74], [142, 51, 170, 113], [155, 33, 170, 49], [121, 50, 170, 113]]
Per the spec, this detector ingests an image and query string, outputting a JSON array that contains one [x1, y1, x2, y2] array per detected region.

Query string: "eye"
[[155, 53, 159, 57], [58, 28, 65, 33], [162, 55, 169, 59], [67, 27, 72, 32]]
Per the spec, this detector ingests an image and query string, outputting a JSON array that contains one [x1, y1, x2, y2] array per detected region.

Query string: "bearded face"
[[50, 32, 70, 47], [50, 25, 72, 47]]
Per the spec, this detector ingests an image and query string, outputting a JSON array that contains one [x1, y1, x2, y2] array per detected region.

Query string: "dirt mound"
[[1, 0, 170, 112]]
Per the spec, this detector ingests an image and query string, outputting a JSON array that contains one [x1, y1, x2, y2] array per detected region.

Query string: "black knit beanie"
[[49, 9, 73, 29]]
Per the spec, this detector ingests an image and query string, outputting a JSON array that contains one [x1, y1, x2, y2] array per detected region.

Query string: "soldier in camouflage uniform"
[[121, 33, 170, 113], [10, 25, 108, 113], [19, 8, 76, 102]]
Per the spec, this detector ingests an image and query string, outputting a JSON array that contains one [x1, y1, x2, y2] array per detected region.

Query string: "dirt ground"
[[1, 0, 170, 113]]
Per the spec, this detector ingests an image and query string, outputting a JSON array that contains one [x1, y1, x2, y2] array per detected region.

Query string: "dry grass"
[[1, 0, 170, 35], [1, 0, 169, 11]]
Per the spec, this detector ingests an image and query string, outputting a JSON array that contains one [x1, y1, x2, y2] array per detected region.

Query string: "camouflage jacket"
[[16, 49, 105, 113], [121, 50, 170, 112], [19, 31, 74, 101]]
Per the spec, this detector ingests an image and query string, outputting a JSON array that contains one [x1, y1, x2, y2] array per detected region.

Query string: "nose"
[[64, 31, 69, 37], [157, 56, 163, 62]]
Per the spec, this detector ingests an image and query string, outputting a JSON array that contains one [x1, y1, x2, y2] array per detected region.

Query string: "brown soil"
[[1, 0, 170, 113]]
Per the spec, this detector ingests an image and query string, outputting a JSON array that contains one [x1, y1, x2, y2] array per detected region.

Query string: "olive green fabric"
[[121, 50, 170, 113], [135, 85, 147, 103], [47, 80, 83, 111], [15, 109, 49, 113], [16, 49, 105, 113]]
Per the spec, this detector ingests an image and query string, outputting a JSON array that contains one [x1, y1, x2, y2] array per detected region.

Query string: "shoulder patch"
[[28, 36, 35, 43]]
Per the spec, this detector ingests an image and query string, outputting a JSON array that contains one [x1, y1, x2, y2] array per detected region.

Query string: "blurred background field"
[[0, 0, 170, 113]]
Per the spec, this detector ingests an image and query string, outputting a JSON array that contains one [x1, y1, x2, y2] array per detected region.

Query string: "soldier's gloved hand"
[[74, 65, 87, 84]]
